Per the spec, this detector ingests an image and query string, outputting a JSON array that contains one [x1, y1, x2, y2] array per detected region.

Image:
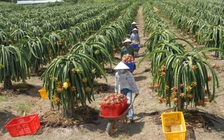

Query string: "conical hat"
[[132, 22, 137, 25], [114, 62, 130, 70], [123, 38, 132, 43], [132, 28, 138, 31]]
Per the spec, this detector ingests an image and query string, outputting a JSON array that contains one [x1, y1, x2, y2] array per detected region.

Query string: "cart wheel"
[[106, 120, 116, 136]]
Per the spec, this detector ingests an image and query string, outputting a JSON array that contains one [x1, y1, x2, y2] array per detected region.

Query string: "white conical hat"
[[132, 28, 138, 31], [114, 62, 130, 70], [132, 22, 137, 25], [123, 38, 132, 43]]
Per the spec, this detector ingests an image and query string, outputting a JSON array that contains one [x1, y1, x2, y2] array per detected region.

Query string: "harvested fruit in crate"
[[100, 93, 128, 116], [122, 54, 134, 63], [101, 93, 127, 105]]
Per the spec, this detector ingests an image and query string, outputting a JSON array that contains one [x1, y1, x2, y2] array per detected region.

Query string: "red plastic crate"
[[5, 114, 41, 137], [121, 99, 128, 113], [100, 98, 128, 117]]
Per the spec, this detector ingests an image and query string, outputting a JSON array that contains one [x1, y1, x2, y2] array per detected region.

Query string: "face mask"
[[119, 69, 125, 73]]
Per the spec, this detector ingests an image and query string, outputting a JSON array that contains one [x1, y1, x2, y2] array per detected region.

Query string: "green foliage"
[[0, 2, 124, 89], [15, 102, 31, 113], [0, 45, 30, 89], [0, 95, 7, 103], [155, 47, 219, 110], [0, 1, 139, 118], [141, 0, 223, 111], [140, 37, 221, 110], [144, 28, 175, 52], [40, 1, 139, 116], [0, 0, 15, 3], [153, 0, 224, 58], [41, 47, 108, 114]]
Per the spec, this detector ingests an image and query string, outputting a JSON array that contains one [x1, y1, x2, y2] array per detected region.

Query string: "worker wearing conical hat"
[[120, 38, 135, 59], [130, 28, 140, 44], [130, 21, 138, 35], [114, 61, 139, 123]]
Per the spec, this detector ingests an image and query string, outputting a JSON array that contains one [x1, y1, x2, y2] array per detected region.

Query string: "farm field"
[[1, 0, 224, 140]]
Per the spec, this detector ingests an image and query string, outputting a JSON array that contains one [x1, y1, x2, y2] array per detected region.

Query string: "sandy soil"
[[1, 6, 224, 140]]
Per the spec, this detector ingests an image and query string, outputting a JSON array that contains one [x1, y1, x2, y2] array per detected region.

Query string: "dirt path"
[[1, 6, 224, 140], [86, 6, 170, 140]]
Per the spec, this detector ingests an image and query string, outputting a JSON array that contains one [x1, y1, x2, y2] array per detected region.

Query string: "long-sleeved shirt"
[[130, 33, 140, 43], [115, 70, 139, 94], [120, 45, 135, 59]]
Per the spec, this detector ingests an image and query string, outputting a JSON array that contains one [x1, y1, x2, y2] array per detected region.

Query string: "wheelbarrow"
[[99, 95, 137, 136]]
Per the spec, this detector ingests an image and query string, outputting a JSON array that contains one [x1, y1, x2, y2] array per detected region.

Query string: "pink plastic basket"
[[5, 114, 41, 137]]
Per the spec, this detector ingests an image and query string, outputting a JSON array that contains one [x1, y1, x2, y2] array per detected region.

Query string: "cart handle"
[[128, 94, 138, 110]]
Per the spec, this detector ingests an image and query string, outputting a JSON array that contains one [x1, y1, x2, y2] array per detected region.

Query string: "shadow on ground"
[[104, 67, 116, 75], [113, 121, 145, 137], [135, 109, 224, 139], [79, 116, 145, 138], [184, 109, 224, 132], [135, 52, 146, 58], [0, 110, 18, 136], [93, 83, 115, 94], [134, 75, 147, 81], [0, 83, 42, 98], [136, 109, 224, 132]]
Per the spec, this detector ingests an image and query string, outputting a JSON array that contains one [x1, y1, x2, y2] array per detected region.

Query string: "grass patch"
[[14, 101, 32, 113], [80, 128, 88, 134], [0, 95, 7, 103], [118, 132, 130, 139], [139, 125, 144, 132], [0, 2, 14, 6]]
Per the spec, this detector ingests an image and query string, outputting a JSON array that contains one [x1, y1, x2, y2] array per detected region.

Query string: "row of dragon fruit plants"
[[1, 1, 140, 116], [0, 1, 139, 116], [41, 2, 140, 117], [140, 1, 220, 111], [153, 0, 224, 58], [0, 2, 130, 89], [42, 3, 140, 117]]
